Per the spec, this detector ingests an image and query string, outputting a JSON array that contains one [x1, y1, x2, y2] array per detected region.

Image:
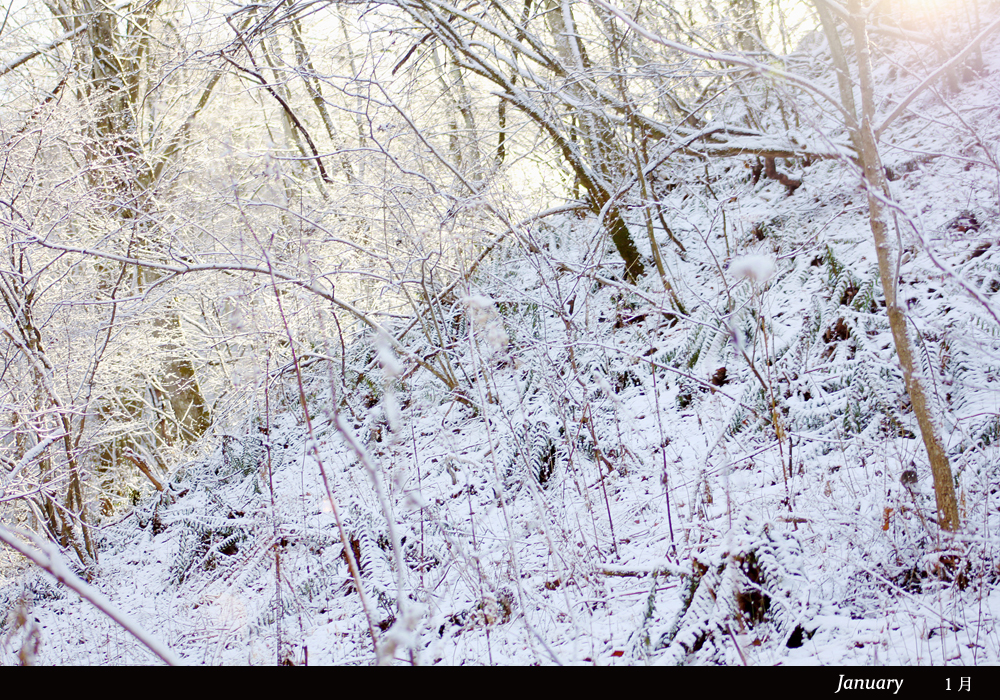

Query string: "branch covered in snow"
[[0, 526, 182, 666], [875, 15, 1000, 137], [589, 0, 856, 128]]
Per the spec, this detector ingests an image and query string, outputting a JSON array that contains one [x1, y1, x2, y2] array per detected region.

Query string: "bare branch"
[[0, 25, 86, 78], [589, 0, 857, 130], [0, 525, 182, 665], [875, 15, 1000, 137]]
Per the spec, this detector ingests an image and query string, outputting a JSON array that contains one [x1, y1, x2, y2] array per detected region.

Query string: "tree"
[[4, 0, 999, 666], [0, 1, 226, 562], [607, 0, 1000, 533], [1, 0, 989, 570], [839, 0, 962, 531]]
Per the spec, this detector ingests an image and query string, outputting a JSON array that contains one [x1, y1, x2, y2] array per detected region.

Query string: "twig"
[[122, 449, 163, 492]]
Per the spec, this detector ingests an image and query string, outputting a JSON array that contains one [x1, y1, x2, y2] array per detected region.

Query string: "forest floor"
[[2, 15, 1000, 665]]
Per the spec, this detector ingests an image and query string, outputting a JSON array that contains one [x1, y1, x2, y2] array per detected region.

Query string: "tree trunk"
[[542, 0, 643, 281], [848, 1, 959, 532], [60, 0, 213, 515]]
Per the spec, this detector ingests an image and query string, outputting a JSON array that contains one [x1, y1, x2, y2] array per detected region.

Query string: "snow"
[[462, 294, 499, 327], [3, 6, 1000, 668], [375, 332, 403, 379], [729, 254, 776, 283]]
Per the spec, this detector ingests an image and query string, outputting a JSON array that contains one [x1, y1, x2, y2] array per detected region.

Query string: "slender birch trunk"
[[847, 0, 959, 532]]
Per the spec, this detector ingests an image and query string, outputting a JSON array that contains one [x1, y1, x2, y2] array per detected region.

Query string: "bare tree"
[[0, 1, 229, 560]]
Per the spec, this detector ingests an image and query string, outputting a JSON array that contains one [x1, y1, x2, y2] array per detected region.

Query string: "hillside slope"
[[2, 13, 1000, 665]]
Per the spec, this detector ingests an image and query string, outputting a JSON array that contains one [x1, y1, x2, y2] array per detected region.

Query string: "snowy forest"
[[1, 0, 999, 665]]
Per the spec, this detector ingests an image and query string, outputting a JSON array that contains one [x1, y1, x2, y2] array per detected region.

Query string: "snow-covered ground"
[[3, 11, 1000, 665]]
